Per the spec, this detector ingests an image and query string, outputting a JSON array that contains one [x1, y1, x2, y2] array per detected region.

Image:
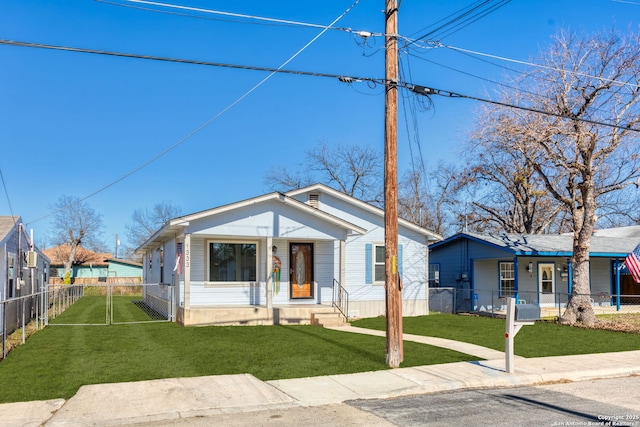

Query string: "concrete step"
[[311, 312, 349, 327]]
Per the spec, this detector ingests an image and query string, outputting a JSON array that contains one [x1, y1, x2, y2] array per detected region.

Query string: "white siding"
[[590, 258, 612, 294]]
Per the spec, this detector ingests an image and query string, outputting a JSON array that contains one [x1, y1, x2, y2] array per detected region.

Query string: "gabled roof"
[[136, 189, 368, 253], [285, 184, 443, 242], [108, 258, 143, 267], [0, 216, 20, 245], [593, 225, 640, 239], [430, 231, 639, 257], [43, 245, 112, 267]]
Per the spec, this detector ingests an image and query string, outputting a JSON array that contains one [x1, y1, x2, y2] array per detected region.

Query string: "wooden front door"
[[290, 243, 313, 299]]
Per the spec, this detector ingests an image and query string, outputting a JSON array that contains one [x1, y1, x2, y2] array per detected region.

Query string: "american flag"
[[625, 242, 640, 284]]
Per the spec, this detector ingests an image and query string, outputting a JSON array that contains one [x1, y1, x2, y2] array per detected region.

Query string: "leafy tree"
[[472, 28, 640, 325], [49, 195, 105, 275]]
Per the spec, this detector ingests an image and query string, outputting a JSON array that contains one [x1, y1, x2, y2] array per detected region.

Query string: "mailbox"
[[514, 304, 540, 321]]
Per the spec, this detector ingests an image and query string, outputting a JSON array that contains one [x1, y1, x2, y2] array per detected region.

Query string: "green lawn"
[[352, 313, 640, 357], [3, 297, 639, 404], [0, 297, 478, 403]]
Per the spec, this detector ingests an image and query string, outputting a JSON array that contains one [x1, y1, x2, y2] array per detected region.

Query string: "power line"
[[23, 0, 364, 226], [101, 0, 384, 37], [439, 43, 640, 91], [404, 0, 511, 48], [405, 84, 640, 132], [0, 39, 382, 86], [4, 38, 636, 135], [0, 167, 16, 220]]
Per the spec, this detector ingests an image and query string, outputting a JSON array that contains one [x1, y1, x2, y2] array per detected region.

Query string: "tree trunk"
[[562, 255, 596, 325], [562, 182, 597, 326]]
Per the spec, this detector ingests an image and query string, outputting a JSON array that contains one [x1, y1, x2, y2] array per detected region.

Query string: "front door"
[[538, 263, 555, 306], [290, 243, 314, 299]]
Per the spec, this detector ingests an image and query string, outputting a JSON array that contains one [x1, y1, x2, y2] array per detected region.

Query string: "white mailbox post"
[[505, 297, 540, 373]]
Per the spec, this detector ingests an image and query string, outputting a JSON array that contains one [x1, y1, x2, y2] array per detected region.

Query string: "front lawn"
[[352, 313, 640, 357], [0, 297, 478, 403]]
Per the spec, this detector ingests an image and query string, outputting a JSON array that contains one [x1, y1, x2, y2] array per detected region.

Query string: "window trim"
[[499, 261, 515, 297], [206, 239, 259, 286], [373, 243, 386, 285]]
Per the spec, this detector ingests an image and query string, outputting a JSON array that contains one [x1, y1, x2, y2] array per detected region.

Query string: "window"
[[499, 262, 515, 297], [7, 253, 15, 298], [208, 242, 257, 282], [365, 243, 403, 285], [374, 244, 385, 283], [429, 263, 440, 287]]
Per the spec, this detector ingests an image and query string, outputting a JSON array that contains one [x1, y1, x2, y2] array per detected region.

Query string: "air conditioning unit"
[[27, 251, 37, 268]]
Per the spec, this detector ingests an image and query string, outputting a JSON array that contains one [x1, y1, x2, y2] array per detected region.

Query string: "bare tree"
[[49, 195, 105, 275], [264, 141, 383, 205], [263, 165, 314, 193], [126, 201, 182, 249], [476, 28, 640, 325], [463, 123, 571, 234], [398, 162, 464, 236]]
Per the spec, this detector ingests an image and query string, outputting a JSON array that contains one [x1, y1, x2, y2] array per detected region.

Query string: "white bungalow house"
[[136, 184, 442, 326], [428, 230, 640, 313]]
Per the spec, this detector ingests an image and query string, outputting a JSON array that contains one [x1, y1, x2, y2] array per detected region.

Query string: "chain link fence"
[[1, 283, 174, 359], [430, 287, 640, 326], [1, 290, 46, 359]]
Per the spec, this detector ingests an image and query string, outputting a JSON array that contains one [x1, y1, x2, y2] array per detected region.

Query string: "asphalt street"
[[134, 376, 640, 426]]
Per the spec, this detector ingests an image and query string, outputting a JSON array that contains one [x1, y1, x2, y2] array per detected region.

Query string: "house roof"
[[593, 225, 640, 239], [43, 245, 112, 267], [285, 184, 443, 242], [136, 184, 442, 253], [430, 231, 640, 257], [0, 216, 20, 244], [136, 189, 368, 253], [108, 258, 143, 267]]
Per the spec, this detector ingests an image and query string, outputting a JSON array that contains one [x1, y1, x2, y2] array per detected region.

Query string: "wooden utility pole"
[[384, 0, 402, 368]]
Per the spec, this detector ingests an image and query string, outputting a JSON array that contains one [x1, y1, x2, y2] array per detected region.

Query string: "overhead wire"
[[0, 167, 16, 220], [403, 0, 511, 49], [404, 84, 640, 132], [23, 0, 363, 226], [97, 0, 384, 38], [0, 40, 382, 85]]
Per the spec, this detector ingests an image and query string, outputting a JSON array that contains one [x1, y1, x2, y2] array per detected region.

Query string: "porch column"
[[514, 256, 519, 302], [340, 240, 346, 287], [266, 237, 273, 310], [184, 233, 191, 310]]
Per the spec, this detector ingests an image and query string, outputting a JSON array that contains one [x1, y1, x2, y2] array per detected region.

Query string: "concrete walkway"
[[1, 327, 639, 426]]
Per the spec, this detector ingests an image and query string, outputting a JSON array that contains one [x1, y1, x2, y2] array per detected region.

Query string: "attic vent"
[[308, 193, 320, 208]]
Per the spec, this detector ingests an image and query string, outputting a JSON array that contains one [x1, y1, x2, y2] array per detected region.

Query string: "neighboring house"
[[0, 216, 50, 336], [136, 184, 442, 326], [429, 230, 640, 312], [43, 245, 142, 282], [107, 258, 143, 280]]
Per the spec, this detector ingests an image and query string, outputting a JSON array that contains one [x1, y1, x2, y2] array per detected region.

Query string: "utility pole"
[[384, 0, 402, 368]]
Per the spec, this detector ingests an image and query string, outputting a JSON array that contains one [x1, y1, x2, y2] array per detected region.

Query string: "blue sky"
[[1, 0, 638, 251]]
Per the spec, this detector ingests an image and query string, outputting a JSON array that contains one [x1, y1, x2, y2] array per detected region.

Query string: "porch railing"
[[332, 279, 349, 321]]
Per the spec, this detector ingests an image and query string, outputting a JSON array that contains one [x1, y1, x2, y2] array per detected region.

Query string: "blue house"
[[429, 230, 640, 312]]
